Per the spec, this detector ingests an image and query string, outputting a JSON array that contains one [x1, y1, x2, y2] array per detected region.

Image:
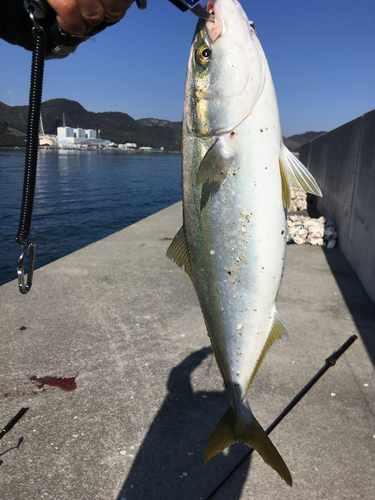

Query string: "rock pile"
[[287, 188, 338, 249], [287, 215, 337, 248], [290, 187, 308, 212]]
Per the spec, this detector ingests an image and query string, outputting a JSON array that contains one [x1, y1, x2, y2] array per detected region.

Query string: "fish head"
[[186, 0, 266, 137]]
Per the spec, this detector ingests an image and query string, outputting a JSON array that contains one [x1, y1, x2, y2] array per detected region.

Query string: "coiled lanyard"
[[15, 0, 212, 294], [16, 1, 46, 294]]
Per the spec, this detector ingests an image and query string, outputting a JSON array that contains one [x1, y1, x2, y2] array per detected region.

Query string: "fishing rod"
[[0, 408, 29, 440], [204, 335, 358, 500]]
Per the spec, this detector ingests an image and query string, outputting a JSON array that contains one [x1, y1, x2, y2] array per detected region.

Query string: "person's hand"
[[46, 0, 135, 36]]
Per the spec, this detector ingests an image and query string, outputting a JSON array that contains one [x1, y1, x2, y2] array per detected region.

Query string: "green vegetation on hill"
[[0, 98, 182, 151], [0, 98, 325, 151]]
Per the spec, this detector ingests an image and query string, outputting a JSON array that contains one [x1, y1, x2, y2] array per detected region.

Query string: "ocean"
[[0, 149, 182, 287]]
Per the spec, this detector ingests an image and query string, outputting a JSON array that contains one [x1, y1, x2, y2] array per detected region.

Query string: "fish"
[[167, 0, 322, 486]]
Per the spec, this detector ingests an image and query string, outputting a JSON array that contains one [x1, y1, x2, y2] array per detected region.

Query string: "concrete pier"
[[0, 202, 374, 499], [300, 109, 375, 304]]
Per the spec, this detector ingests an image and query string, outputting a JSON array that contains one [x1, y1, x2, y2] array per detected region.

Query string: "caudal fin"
[[204, 405, 292, 487]]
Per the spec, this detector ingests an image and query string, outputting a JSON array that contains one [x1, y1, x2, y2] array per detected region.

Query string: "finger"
[[78, 0, 134, 24], [73, 0, 106, 26], [46, 0, 135, 36], [46, 0, 88, 35]]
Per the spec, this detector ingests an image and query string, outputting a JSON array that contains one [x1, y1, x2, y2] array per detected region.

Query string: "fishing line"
[[203, 335, 358, 500]]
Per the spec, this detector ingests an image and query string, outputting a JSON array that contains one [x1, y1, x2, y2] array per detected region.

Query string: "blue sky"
[[0, 0, 374, 136]]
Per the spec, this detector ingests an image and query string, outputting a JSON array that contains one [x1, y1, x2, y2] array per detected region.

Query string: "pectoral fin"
[[196, 139, 234, 187], [279, 145, 322, 206], [166, 226, 193, 283]]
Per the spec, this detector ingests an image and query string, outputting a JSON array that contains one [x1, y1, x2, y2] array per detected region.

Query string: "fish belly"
[[183, 106, 286, 402]]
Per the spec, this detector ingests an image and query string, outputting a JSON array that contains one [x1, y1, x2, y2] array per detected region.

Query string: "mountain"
[[283, 131, 326, 152], [0, 99, 182, 151], [0, 98, 325, 151], [0, 101, 28, 146]]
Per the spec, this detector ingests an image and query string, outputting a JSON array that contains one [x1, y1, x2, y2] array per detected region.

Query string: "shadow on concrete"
[[0, 437, 24, 467], [322, 246, 375, 366], [302, 200, 375, 366], [308, 199, 375, 366], [116, 347, 251, 500]]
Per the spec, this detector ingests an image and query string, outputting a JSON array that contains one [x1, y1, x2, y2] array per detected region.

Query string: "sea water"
[[0, 149, 182, 286]]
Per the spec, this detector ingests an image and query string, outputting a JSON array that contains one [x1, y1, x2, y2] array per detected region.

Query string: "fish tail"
[[204, 405, 292, 487]]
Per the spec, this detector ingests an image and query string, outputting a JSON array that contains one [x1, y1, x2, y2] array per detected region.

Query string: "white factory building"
[[57, 127, 110, 148], [118, 143, 137, 150]]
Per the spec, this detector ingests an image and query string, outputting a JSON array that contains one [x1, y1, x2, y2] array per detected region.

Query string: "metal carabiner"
[[17, 234, 39, 294], [23, 0, 49, 19]]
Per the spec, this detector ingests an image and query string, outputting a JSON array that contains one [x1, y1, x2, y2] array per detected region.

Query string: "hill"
[[283, 131, 326, 152], [0, 99, 182, 151], [0, 98, 325, 151]]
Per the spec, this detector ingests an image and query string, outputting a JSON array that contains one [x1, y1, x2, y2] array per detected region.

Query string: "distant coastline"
[[0, 98, 325, 152]]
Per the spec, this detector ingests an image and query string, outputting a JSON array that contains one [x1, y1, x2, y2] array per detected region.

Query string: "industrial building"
[[57, 127, 110, 148], [118, 143, 137, 150]]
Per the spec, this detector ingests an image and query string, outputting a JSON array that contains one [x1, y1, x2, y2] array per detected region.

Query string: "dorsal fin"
[[279, 144, 322, 197], [166, 226, 193, 283], [246, 310, 291, 392]]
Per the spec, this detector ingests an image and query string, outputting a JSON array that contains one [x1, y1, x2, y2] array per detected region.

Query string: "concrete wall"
[[300, 109, 375, 303]]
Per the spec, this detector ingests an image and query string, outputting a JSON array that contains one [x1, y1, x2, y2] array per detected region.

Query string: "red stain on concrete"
[[30, 376, 77, 392]]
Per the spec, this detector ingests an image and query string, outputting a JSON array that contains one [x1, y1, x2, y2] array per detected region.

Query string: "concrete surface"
[[0, 201, 374, 500], [300, 109, 375, 304]]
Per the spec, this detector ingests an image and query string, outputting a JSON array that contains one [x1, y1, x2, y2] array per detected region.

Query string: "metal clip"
[[23, 0, 48, 19], [24, 0, 48, 36], [17, 235, 38, 294]]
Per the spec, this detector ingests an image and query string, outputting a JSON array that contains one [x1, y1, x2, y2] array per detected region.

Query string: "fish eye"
[[196, 44, 211, 65]]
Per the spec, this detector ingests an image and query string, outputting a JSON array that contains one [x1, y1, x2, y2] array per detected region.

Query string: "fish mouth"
[[206, 0, 215, 16], [205, 0, 223, 44]]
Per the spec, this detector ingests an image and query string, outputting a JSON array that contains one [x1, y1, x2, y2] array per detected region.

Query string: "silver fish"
[[168, 0, 322, 486]]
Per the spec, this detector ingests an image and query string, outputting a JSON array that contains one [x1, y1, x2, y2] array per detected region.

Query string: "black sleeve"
[[0, 0, 42, 51], [0, 0, 114, 59]]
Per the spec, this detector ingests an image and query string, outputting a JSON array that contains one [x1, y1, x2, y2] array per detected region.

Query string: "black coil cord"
[[14, 0, 149, 294], [16, 7, 45, 294], [13, 1, 209, 295]]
